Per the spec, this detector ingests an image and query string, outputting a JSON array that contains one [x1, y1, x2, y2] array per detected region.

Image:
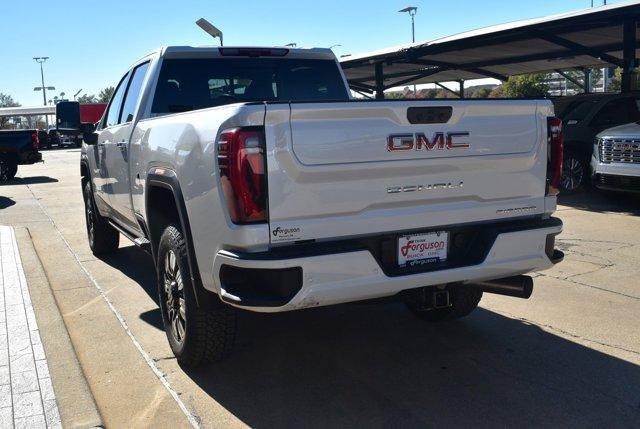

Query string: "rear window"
[[151, 57, 349, 114]]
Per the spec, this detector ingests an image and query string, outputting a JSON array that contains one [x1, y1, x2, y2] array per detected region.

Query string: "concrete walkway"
[[1, 225, 61, 429]]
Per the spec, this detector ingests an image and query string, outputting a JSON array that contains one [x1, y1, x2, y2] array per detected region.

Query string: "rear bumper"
[[210, 217, 563, 313]]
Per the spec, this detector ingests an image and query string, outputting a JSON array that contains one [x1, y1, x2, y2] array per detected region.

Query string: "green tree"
[[589, 67, 603, 87], [502, 74, 549, 98], [77, 94, 97, 103], [0, 93, 21, 129], [609, 68, 622, 92], [561, 70, 585, 94], [98, 86, 115, 103]]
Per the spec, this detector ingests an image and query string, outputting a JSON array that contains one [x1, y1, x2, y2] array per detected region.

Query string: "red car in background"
[[65, 103, 107, 147], [80, 103, 107, 125]]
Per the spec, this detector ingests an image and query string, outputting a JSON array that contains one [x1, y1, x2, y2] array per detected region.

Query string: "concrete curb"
[[14, 227, 103, 429]]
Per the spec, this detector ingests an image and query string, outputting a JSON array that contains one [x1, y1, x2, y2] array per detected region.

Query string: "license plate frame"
[[397, 231, 449, 268]]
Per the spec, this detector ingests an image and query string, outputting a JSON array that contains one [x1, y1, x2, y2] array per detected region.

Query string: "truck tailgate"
[[264, 100, 552, 244]]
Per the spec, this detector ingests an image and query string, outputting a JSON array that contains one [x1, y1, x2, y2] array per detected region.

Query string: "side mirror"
[[56, 101, 81, 133], [81, 123, 98, 145], [84, 133, 98, 145]]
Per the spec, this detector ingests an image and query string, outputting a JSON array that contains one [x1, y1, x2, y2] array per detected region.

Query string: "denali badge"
[[387, 132, 470, 151], [496, 206, 537, 215], [387, 182, 464, 194]]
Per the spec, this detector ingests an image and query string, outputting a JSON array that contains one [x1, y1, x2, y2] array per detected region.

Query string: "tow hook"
[[406, 287, 452, 310], [433, 290, 451, 309]]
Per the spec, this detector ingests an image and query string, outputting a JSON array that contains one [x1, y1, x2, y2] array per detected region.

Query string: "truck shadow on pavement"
[[559, 189, 640, 216], [101, 246, 640, 427], [0, 197, 16, 209], [2, 176, 59, 186]]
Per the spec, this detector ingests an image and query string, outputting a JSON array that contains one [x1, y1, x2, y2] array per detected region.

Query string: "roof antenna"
[[196, 18, 223, 46]]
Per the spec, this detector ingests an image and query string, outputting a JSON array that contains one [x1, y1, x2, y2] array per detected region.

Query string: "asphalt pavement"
[[1, 148, 639, 428]]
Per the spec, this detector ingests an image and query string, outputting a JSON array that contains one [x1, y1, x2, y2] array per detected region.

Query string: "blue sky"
[[0, 0, 624, 106]]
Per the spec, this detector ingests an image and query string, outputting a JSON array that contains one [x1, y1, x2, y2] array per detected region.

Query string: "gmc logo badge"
[[387, 132, 470, 151]]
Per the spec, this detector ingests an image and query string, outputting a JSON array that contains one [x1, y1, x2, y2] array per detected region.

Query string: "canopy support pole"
[[375, 63, 385, 99], [435, 82, 461, 98], [555, 70, 585, 91], [622, 18, 638, 93], [459, 80, 465, 98], [583, 69, 591, 93]]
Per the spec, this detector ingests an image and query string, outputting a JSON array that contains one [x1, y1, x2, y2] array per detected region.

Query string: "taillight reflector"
[[31, 131, 39, 149], [547, 117, 563, 196], [217, 128, 268, 224]]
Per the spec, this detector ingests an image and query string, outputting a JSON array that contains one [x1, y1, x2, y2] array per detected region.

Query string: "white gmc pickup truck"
[[57, 46, 564, 367]]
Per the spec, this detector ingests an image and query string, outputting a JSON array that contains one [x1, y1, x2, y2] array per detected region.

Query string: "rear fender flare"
[[145, 169, 213, 308]]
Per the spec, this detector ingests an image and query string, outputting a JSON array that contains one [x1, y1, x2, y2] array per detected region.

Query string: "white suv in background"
[[592, 122, 640, 192]]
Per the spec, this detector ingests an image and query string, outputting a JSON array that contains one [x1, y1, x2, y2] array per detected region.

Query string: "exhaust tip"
[[472, 275, 533, 299]]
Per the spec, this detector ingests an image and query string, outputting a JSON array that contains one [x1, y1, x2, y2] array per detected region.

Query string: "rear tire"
[[0, 159, 17, 181], [83, 181, 119, 255], [157, 225, 236, 367], [405, 285, 483, 322]]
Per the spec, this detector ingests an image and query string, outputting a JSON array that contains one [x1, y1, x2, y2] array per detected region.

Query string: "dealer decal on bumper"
[[271, 226, 303, 243]]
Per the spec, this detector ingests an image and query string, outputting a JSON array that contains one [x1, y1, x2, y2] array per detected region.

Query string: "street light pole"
[[410, 12, 415, 43], [399, 7, 418, 97], [33, 57, 52, 128], [33, 57, 49, 107]]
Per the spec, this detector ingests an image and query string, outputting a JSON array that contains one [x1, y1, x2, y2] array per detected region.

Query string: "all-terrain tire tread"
[[159, 225, 235, 367]]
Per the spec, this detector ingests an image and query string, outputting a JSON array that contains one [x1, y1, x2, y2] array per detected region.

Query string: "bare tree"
[[0, 93, 21, 129]]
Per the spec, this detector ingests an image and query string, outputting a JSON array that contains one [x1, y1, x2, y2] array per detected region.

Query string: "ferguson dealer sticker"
[[271, 226, 303, 243], [398, 231, 448, 267]]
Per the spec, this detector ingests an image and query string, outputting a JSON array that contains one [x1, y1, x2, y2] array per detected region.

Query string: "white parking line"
[[26, 187, 201, 428], [0, 226, 61, 429]]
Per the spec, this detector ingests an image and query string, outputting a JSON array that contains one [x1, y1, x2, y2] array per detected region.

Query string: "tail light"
[[31, 131, 39, 149], [217, 127, 268, 224], [546, 117, 563, 196]]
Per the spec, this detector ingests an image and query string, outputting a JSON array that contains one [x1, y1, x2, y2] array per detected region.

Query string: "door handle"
[[116, 140, 127, 151], [98, 140, 109, 146]]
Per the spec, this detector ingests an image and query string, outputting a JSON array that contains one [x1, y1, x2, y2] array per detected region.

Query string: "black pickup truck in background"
[[0, 129, 43, 180]]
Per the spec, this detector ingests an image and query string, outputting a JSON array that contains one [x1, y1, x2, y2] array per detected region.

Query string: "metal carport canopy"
[[340, 1, 640, 95], [0, 106, 55, 118]]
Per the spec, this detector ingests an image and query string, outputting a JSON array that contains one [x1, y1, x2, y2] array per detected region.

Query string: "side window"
[[120, 62, 150, 123], [593, 98, 633, 127], [104, 73, 130, 128]]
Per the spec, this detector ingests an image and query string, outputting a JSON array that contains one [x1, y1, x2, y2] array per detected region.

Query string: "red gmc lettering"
[[446, 132, 471, 149], [415, 132, 445, 150], [388, 132, 470, 151], [386, 134, 414, 151]]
